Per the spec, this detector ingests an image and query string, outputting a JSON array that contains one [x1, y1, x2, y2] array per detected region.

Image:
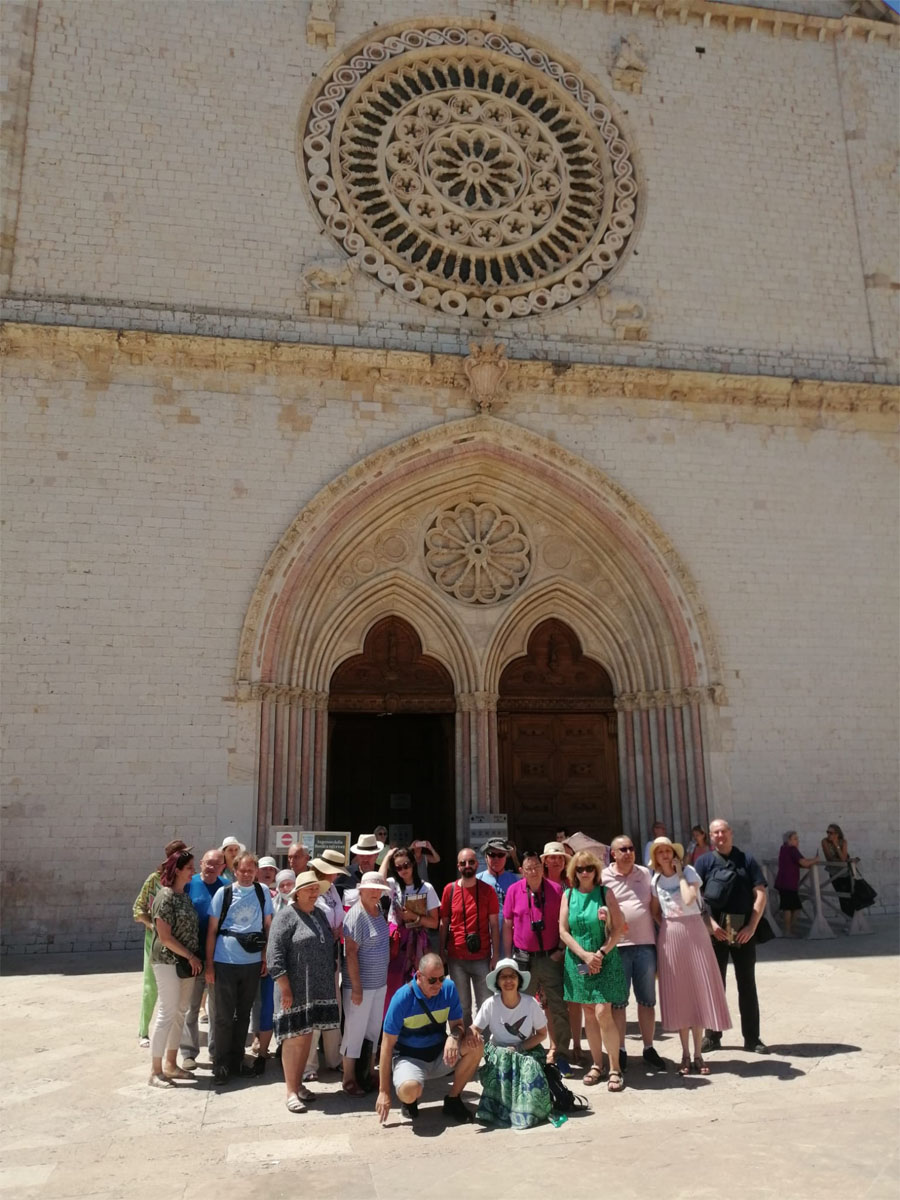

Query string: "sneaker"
[[252, 1056, 266, 1076], [239, 1062, 257, 1077], [701, 1034, 722, 1053], [744, 1040, 771, 1055], [618, 1048, 628, 1072], [181, 1057, 198, 1071], [400, 1099, 420, 1121], [442, 1094, 474, 1124], [213, 1065, 230, 1085], [198, 1012, 209, 1025], [138, 1036, 150, 1049], [642, 1046, 667, 1071]]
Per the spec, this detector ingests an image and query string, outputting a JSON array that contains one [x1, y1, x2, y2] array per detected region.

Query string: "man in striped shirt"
[[375, 953, 483, 1125]]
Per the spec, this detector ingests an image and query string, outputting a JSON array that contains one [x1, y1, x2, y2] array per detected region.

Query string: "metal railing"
[[761, 859, 873, 940]]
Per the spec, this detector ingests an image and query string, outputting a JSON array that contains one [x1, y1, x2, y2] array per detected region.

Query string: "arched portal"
[[237, 417, 724, 854], [498, 619, 619, 848]]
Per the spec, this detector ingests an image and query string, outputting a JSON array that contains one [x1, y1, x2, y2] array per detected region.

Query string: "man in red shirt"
[[439, 847, 500, 1026]]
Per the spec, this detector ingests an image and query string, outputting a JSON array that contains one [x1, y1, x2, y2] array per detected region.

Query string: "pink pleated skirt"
[[657, 915, 732, 1032]]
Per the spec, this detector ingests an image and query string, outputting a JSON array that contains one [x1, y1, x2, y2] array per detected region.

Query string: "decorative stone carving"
[[302, 258, 352, 318], [424, 500, 531, 604], [612, 36, 647, 94], [299, 19, 642, 320], [599, 287, 649, 341], [464, 339, 508, 413], [306, 0, 336, 49]]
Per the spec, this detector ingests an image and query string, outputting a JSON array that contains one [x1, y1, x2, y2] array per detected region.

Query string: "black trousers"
[[213, 961, 260, 1070], [710, 938, 759, 1046]]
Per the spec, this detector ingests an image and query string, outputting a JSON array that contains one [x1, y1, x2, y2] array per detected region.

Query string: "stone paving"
[[1, 920, 897, 1200]]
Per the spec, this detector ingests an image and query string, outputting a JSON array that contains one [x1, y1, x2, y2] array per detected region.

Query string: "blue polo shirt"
[[384, 978, 463, 1062], [476, 868, 520, 921], [186, 873, 226, 944]]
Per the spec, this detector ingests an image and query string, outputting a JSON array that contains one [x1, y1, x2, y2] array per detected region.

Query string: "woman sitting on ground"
[[472, 958, 551, 1128], [148, 847, 202, 1087], [267, 871, 339, 1114], [775, 832, 820, 935], [559, 850, 628, 1092], [341, 872, 391, 1097], [380, 846, 440, 1011], [649, 837, 731, 1075]]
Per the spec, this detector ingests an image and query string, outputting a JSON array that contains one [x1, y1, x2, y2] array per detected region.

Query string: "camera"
[[530, 918, 545, 934], [465, 932, 482, 953]]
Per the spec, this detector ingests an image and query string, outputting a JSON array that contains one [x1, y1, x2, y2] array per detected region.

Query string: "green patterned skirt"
[[476, 1042, 552, 1129]]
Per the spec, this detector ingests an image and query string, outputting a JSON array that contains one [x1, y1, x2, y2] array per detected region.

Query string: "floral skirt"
[[273, 997, 339, 1042], [476, 1042, 551, 1130]]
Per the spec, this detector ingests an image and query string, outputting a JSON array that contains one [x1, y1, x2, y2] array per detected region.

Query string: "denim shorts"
[[613, 943, 657, 1008]]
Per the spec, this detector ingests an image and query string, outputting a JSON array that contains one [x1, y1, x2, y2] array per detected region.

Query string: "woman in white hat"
[[340, 871, 391, 1096], [471, 958, 551, 1128], [267, 871, 339, 1113], [219, 836, 244, 883], [649, 837, 732, 1075]]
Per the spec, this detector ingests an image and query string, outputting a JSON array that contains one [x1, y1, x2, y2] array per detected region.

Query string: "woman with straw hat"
[[649, 837, 731, 1076], [267, 870, 338, 1113]]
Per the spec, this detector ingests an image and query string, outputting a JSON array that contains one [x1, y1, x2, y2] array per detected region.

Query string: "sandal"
[[297, 1084, 317, 1102], [692, 1057, 710, 1076], [163, 1066, 195, 1081], [302, 1069, 318, 1083], [148, 1072, 174, 1088], [583, 1064, 604, 1087], [285, 1093, 306, 1114], [678, 1056, 692, 1077], [607, 1070, 625, 1093], [341, 1080, 366, 1097]]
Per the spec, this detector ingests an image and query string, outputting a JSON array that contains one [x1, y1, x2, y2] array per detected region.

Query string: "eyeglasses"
[[458, 859, 477, 867], [575, 865, 596, 874], [617, 846, 635, 853], [423, 974, 445, 985]]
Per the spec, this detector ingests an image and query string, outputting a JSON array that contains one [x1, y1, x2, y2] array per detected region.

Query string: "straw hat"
[[647, 837, 685, 872], [258, 856, 277, 870], [357, 871, 392, 893], [292, 870, 329, 896], [350, 833, 383, 855], [540, 841, 570, 859], [310, 852, 349, 876]]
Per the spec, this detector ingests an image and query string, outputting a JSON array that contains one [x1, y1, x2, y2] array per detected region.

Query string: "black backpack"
[[701, 852, 737, 911], [543, 1061, 588, 1114]]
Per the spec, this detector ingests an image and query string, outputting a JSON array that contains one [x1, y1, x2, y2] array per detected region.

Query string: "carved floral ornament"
[[299, 20, 643, 320], [424, 500, 532, 604]]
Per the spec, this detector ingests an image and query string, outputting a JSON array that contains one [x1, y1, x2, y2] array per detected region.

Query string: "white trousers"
[[150, 963, 194, 1059], [340, 985, 386, 1059]]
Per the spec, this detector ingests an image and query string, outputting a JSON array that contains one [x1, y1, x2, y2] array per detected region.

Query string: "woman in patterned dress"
[[132, 838, 187, 1048], [267, 870, 339, 1114], [147, 847, 202, 1087], [559, 850, 628, 1092]]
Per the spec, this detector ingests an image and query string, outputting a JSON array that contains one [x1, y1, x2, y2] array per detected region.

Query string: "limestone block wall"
[[2, 0, 897, 383], [1, 326, 896, 952]]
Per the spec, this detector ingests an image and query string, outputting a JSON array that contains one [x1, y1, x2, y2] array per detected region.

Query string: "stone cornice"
[[1, 322, 896, 433], [555, 0, 898, 46]]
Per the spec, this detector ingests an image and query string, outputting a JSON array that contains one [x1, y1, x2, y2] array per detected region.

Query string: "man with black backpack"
[[694, 819, 770, 1055], [205, 851, 273, 1083]]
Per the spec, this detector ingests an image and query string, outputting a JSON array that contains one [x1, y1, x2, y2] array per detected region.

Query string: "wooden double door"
[[498, 619, 620, 851]]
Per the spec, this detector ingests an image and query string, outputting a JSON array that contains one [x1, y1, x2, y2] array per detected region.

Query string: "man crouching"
[[376, 952, 483, 1126]]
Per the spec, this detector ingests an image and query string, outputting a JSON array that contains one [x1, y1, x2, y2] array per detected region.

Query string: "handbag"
[[753, 915, 775, 944], [851, 877, 877, 910], [174, 951, 200, 978]]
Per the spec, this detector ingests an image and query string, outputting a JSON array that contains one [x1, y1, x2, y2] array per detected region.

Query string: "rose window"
[[299, 20, 642, 320], [424, 501, 531, 605]]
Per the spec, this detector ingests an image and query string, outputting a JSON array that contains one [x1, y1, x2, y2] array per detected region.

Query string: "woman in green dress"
[[559, 851, 628, 1092]]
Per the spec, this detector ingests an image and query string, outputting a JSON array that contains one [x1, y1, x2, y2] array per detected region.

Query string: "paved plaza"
[[1, 920, 897, 1200]]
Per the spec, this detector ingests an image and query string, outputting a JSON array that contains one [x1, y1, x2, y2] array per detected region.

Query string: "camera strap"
[[527, 882, 546, 950]]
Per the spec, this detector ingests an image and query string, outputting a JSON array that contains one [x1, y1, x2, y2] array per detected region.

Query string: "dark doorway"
[[327, 616, 456, 892], [498, 619, 620, 849]]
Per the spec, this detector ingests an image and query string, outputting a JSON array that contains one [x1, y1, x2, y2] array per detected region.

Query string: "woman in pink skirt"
[[649, 837, 731, 1076]]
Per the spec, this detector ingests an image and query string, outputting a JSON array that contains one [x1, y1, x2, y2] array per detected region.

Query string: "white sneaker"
[[198, 1013, 208, 1025], [181, 1057, 198, 1071], [138, 1036, 150, 1049]]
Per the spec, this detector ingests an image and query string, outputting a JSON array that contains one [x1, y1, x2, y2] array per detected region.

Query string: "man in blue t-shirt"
[[376, 952, 483, 1125], [694, 818, 769, 1055], [476, 839, 521, 923], [180, 847, 226, 1068]]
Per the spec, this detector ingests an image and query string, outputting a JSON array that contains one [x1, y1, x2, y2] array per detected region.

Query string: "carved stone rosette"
[[299, 19, 643, 320], [424, 500, 531, 604]]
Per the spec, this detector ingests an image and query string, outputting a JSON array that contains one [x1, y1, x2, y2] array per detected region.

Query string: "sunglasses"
[[175, 852, 194, 868], [617, 846, 635, 853], [423, 974, 445, 985], [394, 861, 411, 870], [575, 865, 596, 874], [486, 851, 507, 858]]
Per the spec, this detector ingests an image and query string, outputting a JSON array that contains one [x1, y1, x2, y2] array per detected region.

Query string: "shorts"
[[612, 943, 657, 1009], [778, 888, 802, 912], [392, 1052, 454, 1092]]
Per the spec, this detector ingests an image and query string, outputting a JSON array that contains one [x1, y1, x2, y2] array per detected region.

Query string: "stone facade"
[[1, 0, 897, 952]]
